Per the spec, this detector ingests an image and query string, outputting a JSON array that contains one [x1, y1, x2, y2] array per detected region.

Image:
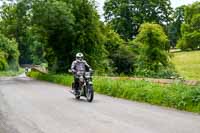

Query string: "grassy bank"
[[28, 71, 200, 113], [0, 68, 24, 77], [172, 51, 200, 80]]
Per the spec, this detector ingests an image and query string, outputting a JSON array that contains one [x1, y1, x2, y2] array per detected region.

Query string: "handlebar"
[[68, 69, 72, 73], [68, 69, 94, 75]]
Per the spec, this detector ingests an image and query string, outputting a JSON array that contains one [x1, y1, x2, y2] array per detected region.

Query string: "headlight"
[[85, 75, 90, 78]]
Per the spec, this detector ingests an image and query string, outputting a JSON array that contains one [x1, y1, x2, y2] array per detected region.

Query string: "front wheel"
[[75, 95, 80, 99], [86, 85, 94, 102]]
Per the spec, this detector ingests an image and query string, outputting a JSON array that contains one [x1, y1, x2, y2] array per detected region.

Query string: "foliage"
[[33, 0, 107, 72], [0, 68, 24, 77], [104, 0, 173, 40], [0, 33, 19, 70], [28, 71, 200, 113], [1, 0, 199, 77], [31, 0, 75, 71], [110, 45, 136, 75], [0, 0, 107, 73], [69, 0, 107, 73], [103, 27, 124, 54], [172, 51, 200, 80], [167, 6, 185, 48], [0, 50, 8, 71], [27, 70, 73, 86], [23, 26, 47, 65], [177, 2, 200, 50], [0, 0, 46, 64], [102, 26, 136, 75], [133, 23, 171, 76]]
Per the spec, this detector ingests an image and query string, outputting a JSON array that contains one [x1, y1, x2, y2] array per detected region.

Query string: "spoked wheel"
[[86, 85, 94, 102]]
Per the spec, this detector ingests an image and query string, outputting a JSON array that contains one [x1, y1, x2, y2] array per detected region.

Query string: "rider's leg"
[[74, 77, 79, 94]]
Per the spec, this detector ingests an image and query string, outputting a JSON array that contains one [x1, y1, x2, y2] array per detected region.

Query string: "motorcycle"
[[70, 70, 94, 102]]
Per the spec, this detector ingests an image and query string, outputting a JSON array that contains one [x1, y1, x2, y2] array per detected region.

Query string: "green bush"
[[0, 34, 19, 70], [110, 45, 136, 75], [134, 66, 179, 79], [0, 68, 24, 77], [28, 71, 200, 113], [133, 23, 176, 78], [103, 27, 137, 75], [27, 70, 73, 86], [178, 31, 200, 50], [0, 50, 8, 70], [177, 38, 189, 50]]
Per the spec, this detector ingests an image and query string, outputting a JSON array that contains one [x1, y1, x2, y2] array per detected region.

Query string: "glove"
[[72, 70, 76, 74]]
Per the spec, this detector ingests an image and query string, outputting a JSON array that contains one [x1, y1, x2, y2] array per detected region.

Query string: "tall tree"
[[31, 0, 107, 72], [69, 0, 106, 72], [177, 2, 200, 50], [0, 0, 45, 64], [31, 0, 75, 71], [168, 6, 185, 48], [104, 0, 173, 40]]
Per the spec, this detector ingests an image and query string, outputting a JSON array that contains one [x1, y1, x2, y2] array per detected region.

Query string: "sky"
[[96, 0, 199, 18]]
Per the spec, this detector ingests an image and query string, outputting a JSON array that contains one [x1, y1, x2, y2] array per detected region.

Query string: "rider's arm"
[[84, 60, 92, 71], [71, 61, 76, 73]]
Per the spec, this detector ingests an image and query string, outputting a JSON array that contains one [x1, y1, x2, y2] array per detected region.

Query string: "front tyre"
[[75, 90, 80, 100], [86, 85, 94, 102], [75, 95, 80, 99]]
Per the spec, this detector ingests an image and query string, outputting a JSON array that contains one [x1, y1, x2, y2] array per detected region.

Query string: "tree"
[[0, 0, 45, 64], [30, 0, 107, 72], [167, 6, 185, 48], [0, 0, 108, 73], [31, 0, 75, 71], [104, 0, 173, 40], [177, 2, 200, 50], [0, 33, 19, 70], [69, 0, 107, 72], [102, 26, 136, 74], [134, 23, 170, 73]]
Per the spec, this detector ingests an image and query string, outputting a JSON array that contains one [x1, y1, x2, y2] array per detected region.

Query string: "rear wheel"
[[86, 85, 94, 102]]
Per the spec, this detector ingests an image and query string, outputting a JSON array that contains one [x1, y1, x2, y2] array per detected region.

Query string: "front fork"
[[85, 79, 93, 92], [72, 78, 93, 96]]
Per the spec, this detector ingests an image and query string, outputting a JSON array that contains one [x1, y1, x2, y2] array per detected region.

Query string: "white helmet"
[[76, 52, 84, 61]]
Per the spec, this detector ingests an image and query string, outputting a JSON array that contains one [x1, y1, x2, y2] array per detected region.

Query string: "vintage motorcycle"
[[70, 70, 94, 102]]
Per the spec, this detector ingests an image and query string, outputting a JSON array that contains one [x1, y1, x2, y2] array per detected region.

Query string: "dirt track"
[[0, 75, 200, 133]]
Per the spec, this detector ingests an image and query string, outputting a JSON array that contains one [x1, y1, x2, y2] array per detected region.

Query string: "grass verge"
[[0, 68, 24, 77], [28, 71, 200, 114]]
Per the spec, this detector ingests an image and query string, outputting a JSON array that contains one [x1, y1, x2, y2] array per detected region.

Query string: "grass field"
[[172, 51, 200, 80]]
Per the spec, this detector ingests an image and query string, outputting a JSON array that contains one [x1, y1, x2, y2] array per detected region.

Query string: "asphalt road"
[[0, 75, 200, 133]]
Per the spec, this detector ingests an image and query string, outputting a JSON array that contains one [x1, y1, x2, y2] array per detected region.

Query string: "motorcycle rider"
[[71, 52, 92, 94]]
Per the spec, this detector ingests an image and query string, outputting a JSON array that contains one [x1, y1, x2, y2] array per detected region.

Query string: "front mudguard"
[[72, 82, 75, 90]]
